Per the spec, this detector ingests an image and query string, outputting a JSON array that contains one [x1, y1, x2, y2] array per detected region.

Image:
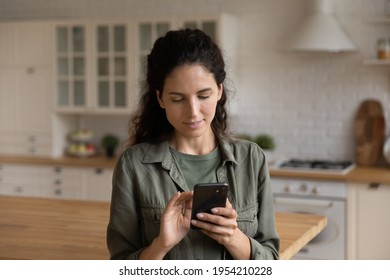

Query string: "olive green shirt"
[[106, 138, 280, 260]]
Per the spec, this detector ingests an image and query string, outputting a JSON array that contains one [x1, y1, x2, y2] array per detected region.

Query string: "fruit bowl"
[[67, 143, 96, 157], [69, 129, 94, 142]]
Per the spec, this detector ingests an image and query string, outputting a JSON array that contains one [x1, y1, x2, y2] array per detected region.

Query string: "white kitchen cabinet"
[[134, 15, 238, 92], [54, 21, 135, 115], [0, 68, 17, 133], [0, 164, 83, 199], [135, 19, 173, 83], [0, 163, 113, 201], [0, 164, 44, 197], [14, 22, 52, 66], [55, 23, 89, 111], [84, 167, 113, 201], [347, 182, 390, 259], [0, 67, 53, 156], [94, 23, 133, 113], [0, 22, 53, 157], [0, 22, 51, 66], [39, 166, 84, 200], [178, 15, 238, 79], [0, 22, 52, 156], [0, 23, 16, 65], [53, 15, 236, 114]]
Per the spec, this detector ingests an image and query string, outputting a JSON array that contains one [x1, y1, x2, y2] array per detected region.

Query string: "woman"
[[107, 29, 279, 260]]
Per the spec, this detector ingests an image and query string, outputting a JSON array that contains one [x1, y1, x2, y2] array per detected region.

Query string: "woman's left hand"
[[190, 199, 251, 259], [190, 199, 238, 244]]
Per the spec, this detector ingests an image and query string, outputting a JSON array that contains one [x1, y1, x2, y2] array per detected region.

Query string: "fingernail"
[[211, 208, 218, 214], [191, 220, 197, 225], [196, 213, 204, 219]]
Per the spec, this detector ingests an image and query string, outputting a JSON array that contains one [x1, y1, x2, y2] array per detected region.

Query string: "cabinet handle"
[[28, 135, 37, 142], [368, 182, 382, 190], [54, 167, 63, 173], [54, 189, 63, 196], [95, 168, 103, 175], [26, 67, 35, 74], [15, 186, 24, 193]]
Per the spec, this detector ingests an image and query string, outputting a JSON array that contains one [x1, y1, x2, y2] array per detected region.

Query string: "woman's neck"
[[169, 132, 218, 155]]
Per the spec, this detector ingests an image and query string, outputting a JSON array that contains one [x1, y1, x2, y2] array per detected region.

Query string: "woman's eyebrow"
[[167, 88, 212, 96]]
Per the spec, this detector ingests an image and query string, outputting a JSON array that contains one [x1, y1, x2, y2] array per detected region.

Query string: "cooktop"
[[274, 159, 355, 174]]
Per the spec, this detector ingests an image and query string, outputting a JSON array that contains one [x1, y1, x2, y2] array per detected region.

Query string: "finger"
[[191, 218, 230, 235], [226, 198, 232, 208], [167, 191, 192, 207], [210, 206, 237, 219], [195, 212, 229, 228]]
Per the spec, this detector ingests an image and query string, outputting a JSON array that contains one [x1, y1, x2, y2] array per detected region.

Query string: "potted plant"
[[254, 134, 276, 151], [101, 134, 120, 157]]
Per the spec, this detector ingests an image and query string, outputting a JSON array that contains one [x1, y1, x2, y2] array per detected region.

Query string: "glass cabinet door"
[[182, 20, 217, 41], [96, 24, 128, 109], [56, 25, 87, 109], [137, 21, 171, 79]]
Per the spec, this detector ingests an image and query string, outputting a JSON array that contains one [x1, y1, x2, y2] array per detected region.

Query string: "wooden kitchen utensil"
[[354, 99, 385, 166]]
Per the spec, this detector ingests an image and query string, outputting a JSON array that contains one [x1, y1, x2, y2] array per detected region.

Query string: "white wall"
[[1, 0, 389, 162]]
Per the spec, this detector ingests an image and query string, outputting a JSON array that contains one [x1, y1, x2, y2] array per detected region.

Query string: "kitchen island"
[[0, 195, 326, 260]]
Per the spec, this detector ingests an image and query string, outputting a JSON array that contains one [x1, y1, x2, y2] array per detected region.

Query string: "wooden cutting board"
[[354, 99, 385, 166]]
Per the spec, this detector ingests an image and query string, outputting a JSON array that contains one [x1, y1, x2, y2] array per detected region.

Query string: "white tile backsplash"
[[1, 0, 390, 161]]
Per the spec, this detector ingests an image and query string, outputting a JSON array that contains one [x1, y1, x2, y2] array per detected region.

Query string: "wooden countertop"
[[0, 196, 326, 260], [0, 155, 118, 169], [2, 155, 390, 184]]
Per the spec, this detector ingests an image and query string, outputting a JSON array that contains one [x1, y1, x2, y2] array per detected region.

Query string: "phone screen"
[[191, 183, 228, 229]]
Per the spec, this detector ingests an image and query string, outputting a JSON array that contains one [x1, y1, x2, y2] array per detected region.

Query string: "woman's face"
[[157, 64, 222, 142]]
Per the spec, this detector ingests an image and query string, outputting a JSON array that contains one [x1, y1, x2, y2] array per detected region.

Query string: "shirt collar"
[[141, 138, 239, 167]]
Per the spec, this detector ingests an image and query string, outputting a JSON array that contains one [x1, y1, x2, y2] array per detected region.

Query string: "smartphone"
[[190, 182, 229, 229]]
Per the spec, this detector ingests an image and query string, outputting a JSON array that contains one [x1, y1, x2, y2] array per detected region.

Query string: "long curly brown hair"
[[129, 28, 232, 146]]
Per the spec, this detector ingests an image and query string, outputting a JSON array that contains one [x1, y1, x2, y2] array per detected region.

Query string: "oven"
[[270, 159, 352, 260]]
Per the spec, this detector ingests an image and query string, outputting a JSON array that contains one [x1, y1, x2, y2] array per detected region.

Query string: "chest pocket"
[[236, 204, 258, 237], [140, 206, 164, 244]]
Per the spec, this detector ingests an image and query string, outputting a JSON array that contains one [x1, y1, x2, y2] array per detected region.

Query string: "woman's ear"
[[156, 90, 165, 109], [217, 83, 223, 101]]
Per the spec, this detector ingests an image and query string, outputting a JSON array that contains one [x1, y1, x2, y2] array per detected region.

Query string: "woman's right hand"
[[159, 191, 193, 248], [139, 191, 193, 259]]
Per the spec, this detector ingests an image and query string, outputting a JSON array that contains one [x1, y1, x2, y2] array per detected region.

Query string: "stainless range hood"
[[283, 0, 357, 53]]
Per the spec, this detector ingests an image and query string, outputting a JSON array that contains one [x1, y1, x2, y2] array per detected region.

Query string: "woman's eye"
[[199, 95, 210, 100], [172, 98, 184, 103]]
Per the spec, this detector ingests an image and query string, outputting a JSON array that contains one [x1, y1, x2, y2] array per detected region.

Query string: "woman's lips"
[[184, 120, 203, 129]]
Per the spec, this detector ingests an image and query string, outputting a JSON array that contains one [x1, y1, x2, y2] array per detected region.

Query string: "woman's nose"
[[187, 98, 199, 117]]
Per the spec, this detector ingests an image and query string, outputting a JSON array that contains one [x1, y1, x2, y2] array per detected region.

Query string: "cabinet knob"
[[15, 186, 24, 193], [54, 167, 63, 173], [312, 186, 321, 195], [26, 67, 35, 74], [95, 168, 103, 175], [54, 188, 63, 196], [28, 135, 37, 142], [283, 185, 292, 193], [300, 183, 308, 192], [368, 182, 382, 190]]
